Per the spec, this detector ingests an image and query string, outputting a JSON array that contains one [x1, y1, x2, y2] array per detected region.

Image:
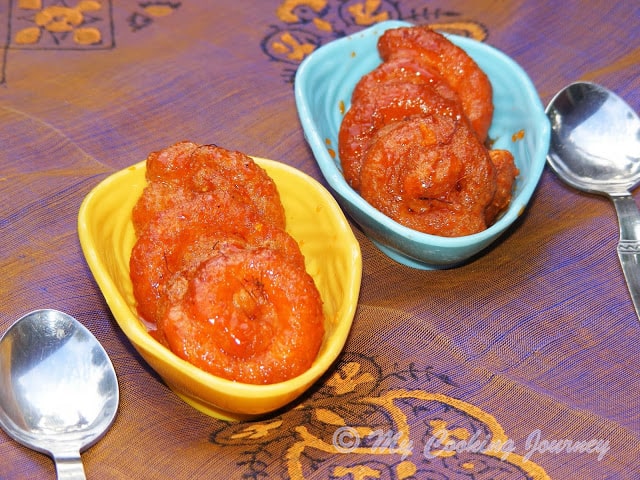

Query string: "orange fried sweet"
[[130, 222, 250, 325], [339, 25, 518, 237], [377, 25, 494, 142], [161, 245, 324, 385], [130, 180, 275, 323], [145, 140, 286, 229], [339, 79, 463, 190], [129, 141, 324, 385], [485, 149, 519, 224], [160, 223, 307, 322], [350, 56, 460, 104], [359, 114, 496, 237]]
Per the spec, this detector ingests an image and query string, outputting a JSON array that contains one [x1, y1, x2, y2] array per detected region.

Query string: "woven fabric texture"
[[1, 1, 639, 479]]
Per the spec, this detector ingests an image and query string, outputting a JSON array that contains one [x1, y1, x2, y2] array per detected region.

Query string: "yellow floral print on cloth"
[[262, 0, 488, 82], [12, 0, 113, 48], [211, 352, 549, 479], [7, 0, 181, 49], [1, 0, 181, 83]]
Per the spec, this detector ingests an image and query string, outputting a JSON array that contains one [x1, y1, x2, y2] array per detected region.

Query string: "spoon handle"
[[53, 453, 87, 480], [611, 195, 640, 322]]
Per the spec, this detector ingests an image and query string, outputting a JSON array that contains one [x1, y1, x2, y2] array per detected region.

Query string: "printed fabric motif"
[[11, 0, 115, 48], [211, 352, 550, 479], [0, 1, 181, 83], [262, 0, 489, 82]]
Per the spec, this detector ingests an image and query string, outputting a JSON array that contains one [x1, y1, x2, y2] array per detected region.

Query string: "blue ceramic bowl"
[[294, 20, 550, 269]]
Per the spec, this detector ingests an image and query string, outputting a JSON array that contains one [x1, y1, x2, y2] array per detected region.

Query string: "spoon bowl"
[[0, 309, 119, 479], [546, 81, 640, 321], [546, 81, 640, 196]]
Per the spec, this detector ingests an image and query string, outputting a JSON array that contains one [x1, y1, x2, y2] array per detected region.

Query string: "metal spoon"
[[546, 81, 640, 321], [0, 309, 119, 479]]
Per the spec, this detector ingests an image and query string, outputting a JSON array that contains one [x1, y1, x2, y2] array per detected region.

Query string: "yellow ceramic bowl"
[[78, 158, 362, 421]]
